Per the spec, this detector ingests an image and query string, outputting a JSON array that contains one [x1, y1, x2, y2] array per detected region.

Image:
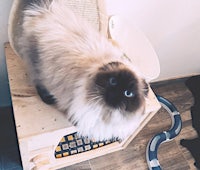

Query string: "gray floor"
[[0, 107, 23, 170]]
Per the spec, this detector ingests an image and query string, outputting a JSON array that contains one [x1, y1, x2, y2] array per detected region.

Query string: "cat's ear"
[[108, 38, 120, 48]]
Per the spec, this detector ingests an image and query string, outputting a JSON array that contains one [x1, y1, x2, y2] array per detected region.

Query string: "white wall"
[[106, 0, 200, 81], [0, 1, 200, 81]]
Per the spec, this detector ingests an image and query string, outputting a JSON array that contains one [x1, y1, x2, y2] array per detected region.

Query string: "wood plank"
[[59, 161, 91, 170]]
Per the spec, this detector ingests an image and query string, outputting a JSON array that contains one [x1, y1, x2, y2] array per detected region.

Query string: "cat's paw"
[[36, 84, 56, 105]]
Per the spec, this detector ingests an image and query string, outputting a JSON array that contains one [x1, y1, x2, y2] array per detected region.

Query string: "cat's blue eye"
[[109, 77, 117, 86], [124, 90, 135, 98]]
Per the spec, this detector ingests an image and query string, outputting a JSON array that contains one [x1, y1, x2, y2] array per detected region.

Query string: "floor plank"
[[59, 161, 92, 170]]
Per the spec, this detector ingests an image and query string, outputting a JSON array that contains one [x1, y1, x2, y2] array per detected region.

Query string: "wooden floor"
[[59, 79, 198, 170]]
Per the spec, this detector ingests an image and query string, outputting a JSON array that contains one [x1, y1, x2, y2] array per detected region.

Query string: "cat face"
[[93, 62, 148, 113]]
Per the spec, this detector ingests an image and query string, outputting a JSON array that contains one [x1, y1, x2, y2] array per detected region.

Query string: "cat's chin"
[[78, 109, 145, 141], [66, 95, 146, 141]]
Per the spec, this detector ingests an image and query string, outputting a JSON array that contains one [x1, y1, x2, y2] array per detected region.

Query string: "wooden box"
[[6, 0, 161, 169], [5, 43, 160, 170]]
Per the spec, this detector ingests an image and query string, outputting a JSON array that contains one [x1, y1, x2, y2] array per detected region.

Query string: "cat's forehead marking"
[[99, 61, 123, 71]]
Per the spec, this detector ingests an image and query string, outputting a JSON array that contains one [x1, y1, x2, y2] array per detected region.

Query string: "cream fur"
[[19, 0, 148, 141]]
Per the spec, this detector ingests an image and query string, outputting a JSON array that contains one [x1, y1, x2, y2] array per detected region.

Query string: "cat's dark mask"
[[94, 62, 149, 112]]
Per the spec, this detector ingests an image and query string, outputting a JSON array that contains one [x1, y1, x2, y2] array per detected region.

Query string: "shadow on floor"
[[0, 106, 23, 170]]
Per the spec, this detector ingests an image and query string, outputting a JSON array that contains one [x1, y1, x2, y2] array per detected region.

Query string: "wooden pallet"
[[5, 42, 160, 170]]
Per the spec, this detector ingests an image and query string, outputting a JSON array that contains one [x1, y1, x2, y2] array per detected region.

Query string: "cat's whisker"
[[88, 95, 103, 105]]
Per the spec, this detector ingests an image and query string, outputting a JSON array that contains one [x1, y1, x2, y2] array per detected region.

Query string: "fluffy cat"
[[18, 0, 149, 140]]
